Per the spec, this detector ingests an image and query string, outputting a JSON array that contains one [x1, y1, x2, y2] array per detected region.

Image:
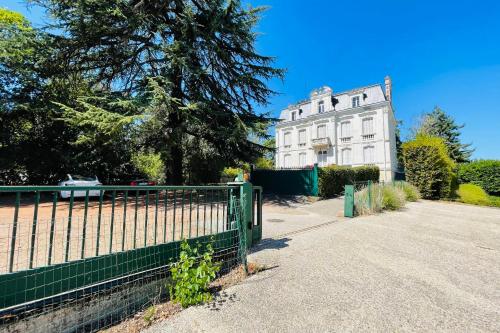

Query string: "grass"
[[382, 185, 406, 210], [354, 181, 419, 216], [456, 184, 500, 208]]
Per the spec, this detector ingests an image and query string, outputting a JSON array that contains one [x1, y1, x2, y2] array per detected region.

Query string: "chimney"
[[384, 75, 392, 102]]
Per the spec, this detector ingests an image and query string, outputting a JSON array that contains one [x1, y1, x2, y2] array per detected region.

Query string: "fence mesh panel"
[[0, 186, 247, 332]]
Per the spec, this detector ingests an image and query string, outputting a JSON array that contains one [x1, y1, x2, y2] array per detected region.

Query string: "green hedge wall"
[[319, 165, 379, 198], [402, 135, 456, 199], [457, 160, 500, 195]]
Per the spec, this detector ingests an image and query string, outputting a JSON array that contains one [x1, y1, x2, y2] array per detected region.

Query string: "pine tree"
[[34, 0, 284, 184], [417, 106, 474, 163]]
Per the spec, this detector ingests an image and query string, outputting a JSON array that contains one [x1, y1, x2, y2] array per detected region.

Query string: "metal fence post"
[[344, 185, 354, 217], [312, 163, 319, 196]]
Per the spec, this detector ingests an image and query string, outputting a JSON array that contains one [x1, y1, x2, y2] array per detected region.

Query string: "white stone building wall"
[[275, 79, 398, 181]]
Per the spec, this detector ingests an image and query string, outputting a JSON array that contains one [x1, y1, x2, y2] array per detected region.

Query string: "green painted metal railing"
[[0, 183, 262, 312]]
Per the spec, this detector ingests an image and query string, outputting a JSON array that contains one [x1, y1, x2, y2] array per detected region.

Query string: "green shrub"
[[457, 184, 493, 206], [319, 165, 379, 198], [457, 160, 500, 195], [489, 195, 500, 208], [398, 182, 421, 202], [402, 135, 455, 199], [381, 185, 406, 210], [131, 152, 165, 184], [169, 240, 220, 308], [254, 157, 273, 169], [221, 167, 241, 179]]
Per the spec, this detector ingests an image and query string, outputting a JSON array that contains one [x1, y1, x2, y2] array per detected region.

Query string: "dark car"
[[129, 179, 156, 186]]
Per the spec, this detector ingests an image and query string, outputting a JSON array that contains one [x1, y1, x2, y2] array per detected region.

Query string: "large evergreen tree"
[[34, 0, 284, 184], [413, 106, 473, 163]]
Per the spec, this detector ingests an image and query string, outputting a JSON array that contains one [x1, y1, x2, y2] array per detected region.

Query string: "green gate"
[[250, 164, 319, 196]]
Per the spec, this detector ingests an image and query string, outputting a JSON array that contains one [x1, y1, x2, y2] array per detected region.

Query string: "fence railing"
[[0, 183, 262, 330]]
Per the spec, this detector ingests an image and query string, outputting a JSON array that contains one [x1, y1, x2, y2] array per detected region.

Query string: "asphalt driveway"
[[146, 200, 500, 333]]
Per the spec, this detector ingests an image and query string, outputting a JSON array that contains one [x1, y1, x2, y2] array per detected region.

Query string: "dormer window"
[[291, 111, 296, 121], [318, 100, 325, 113], [352, 96, 360, 108]]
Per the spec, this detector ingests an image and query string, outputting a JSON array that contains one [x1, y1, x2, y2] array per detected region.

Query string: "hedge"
[[319, 165, 379, 198], [457, 160, 500, 195], [402, 135, 456, 199]]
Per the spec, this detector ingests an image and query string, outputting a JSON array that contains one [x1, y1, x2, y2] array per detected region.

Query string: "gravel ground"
[[145, 200, 500, 333]]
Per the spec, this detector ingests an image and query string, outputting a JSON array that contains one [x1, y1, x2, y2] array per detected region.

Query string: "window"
[[352, 96, 360, 108], [291, 111, 296, 121], [318, 100, 325, 113], [284, 132, 291, 147], [298, 129, 306, 146], [340, 121, 351, 138], [362, 117, 374, 135], [284, 154, 291, 167], [342, 148, 351, 165], [317, 124, 326, 138], [299, 153, 307, 166], [317, 150, 328, 167], [363, 146, 375, 163]]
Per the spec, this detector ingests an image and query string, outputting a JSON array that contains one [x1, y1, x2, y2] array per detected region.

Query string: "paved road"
[[146, 200, 500, 333]]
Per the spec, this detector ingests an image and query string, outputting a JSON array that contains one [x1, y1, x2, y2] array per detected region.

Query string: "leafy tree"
[[131, 151, 165, 184], [33, 0, 284, 184], [412, 106, 473, 163], [1, 8, 140, 184]]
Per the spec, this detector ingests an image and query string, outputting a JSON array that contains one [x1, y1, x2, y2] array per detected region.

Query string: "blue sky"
[[3, 0, 500, 159]]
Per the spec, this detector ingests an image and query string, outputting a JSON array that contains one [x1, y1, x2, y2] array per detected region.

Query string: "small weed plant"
[[143, 305, 156, 325], [169, 240, 220, 308]]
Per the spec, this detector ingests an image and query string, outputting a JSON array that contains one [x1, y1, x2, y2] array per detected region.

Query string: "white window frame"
[[291, 111, 296, 121], [317, 124, 326, 139], [283, 154, 292, 168], [298, 129, 306, 147], [362, 117, 374, 135], [283, 132, 291, 148], [363, 145, 375, 164], [342, 148, 352, 165], [317, 150, 328, 167], [352, 96, 360, 108], [318, 100, 325, 113], [340, 121, 351, 138], [299, 152, 307, 166]]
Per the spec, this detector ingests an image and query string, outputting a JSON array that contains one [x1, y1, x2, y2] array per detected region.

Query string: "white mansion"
[[275, 76, 398, 181]]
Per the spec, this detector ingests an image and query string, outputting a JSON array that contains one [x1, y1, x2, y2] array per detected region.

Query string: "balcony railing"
[[340, 137, 351, 144], [312, 137, 331, 149], [362, 133, 375, 141]]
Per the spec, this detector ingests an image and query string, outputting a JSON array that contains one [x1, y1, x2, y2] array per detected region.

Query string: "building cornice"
[[276, 101, 390, 129]]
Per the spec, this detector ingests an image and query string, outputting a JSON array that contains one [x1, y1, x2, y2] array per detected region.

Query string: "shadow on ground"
[[263, 194, 311, 207], [250, 237, 291, 253]]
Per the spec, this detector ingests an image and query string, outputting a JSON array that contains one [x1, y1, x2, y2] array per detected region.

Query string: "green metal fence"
[[250, 164, 319, 196], [0, 182, 262, 331]]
